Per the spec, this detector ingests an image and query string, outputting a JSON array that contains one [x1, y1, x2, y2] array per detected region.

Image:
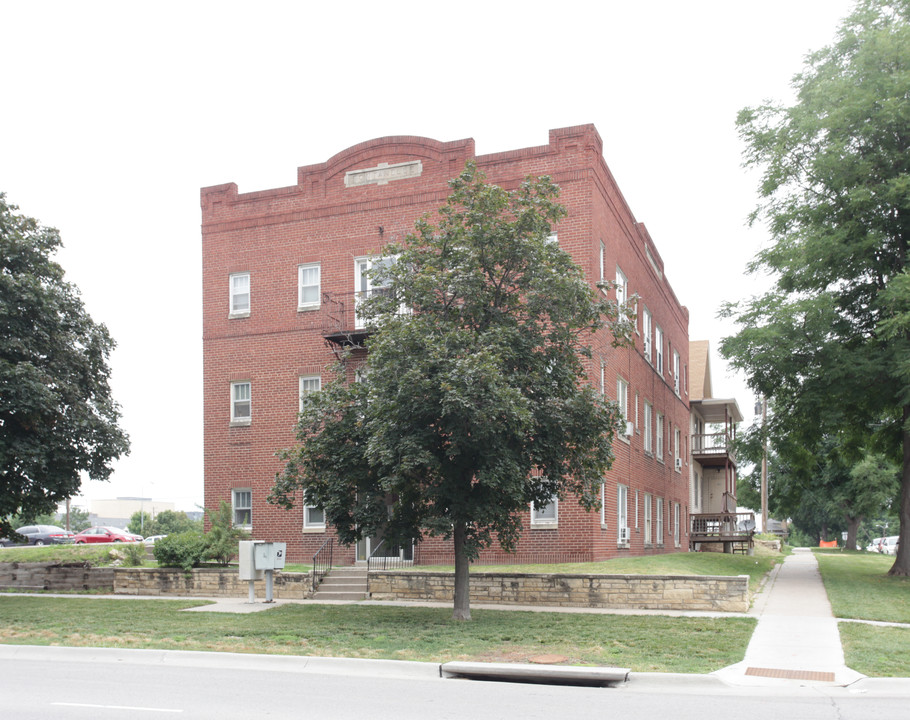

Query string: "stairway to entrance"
[[312, 566, 368, 601]]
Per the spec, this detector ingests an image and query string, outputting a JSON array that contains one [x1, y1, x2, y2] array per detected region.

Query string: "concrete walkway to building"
[[713, 547, 865, 687]]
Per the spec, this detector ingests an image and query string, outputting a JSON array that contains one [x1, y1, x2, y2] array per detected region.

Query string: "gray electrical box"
[[238, 540, 265, 580], [254, 542, 287, 570]]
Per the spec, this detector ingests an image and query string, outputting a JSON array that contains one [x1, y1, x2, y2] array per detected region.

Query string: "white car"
[[880, 535, 900, 555]]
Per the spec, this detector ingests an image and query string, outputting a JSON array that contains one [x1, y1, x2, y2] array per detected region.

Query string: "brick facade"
[[201, 125, 690, 564]]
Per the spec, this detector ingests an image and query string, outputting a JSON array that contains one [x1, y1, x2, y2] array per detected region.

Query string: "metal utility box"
[[238, 540, 265, 580], [254, 542, 286, 571]]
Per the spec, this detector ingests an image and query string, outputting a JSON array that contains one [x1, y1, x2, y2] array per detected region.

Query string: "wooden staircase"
[[312, 566, 368, 601]]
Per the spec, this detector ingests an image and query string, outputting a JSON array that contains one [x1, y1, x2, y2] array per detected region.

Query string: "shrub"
[[122, 543, 146, 567], [153, 531, 208, 572], [204, 501, 248, 565]]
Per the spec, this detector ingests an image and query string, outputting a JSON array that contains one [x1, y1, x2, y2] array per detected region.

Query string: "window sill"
[[230, 419, 251, 427], [530, 523, 558, 530], [297, 304, 320, 313], [616, 542, 630, 549], [657, 458, 664, 465], [228, 311, 250, 319], [303, 526, 327, 533]]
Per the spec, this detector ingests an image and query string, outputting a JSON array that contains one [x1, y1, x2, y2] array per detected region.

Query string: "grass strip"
[[0, 596, 754, 674], [815, 552, 910, 623], [838, 622, 910, 677]]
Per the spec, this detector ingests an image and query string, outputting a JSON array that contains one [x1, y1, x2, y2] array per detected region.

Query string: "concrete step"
[[319, 576, 367, 586], [313, 590, 368, 601]]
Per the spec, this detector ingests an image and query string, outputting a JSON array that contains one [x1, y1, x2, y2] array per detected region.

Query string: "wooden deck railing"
[[690, 511, 755, 543], [691, 432, 735, 461]]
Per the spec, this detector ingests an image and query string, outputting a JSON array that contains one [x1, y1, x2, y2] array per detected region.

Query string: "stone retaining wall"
[[0, 562, 114, 592], [368, 572, 750, 612], [112, 567, 312, 598]]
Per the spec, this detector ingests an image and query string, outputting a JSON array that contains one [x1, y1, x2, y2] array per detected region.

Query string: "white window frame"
[[355, 255, 399, 328], [657, 498, 664, 545], [674, 427, 681, 472], [599, 241, 606, 293], [673, 350, 681, 395], [600, 360, 606, 396], [303, 504, 326, 530], [617, 484, 629, 544], [298, 262, 321, 310], [643, 401, 653, 455], [674, 502, 681, 547], [231, 381, 251, 425], [656, 412, 664, 461], [643, 493, 652, 546], [656, 326, 664, 375], [546, 232, 558, 245], [299, 376, 321, 412], [232, 488, 252, 528], [615, 266, 628, 307], [229, 272, 250, 317], [600, 482, 608, 528], [531, 497, 558, 527], [642, 306, 652, 362], [616, 377, 629, 420]]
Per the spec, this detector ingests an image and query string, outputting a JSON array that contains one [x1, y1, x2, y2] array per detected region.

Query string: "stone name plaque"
[[345, 160, 423, 188]]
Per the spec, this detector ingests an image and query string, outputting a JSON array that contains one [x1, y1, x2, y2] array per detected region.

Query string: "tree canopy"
[[0, 194, 129, 538], [721, 0, 910, 572], [271, 163, 632, 619]]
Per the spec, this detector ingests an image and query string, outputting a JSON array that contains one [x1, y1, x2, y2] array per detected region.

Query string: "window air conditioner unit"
[[624, 421, 634, 437], [675, 457, 682, 471], [619, 526, 630, 543]]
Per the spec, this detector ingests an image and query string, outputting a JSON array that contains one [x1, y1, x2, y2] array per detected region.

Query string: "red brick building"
[[201, 125, 691, 564]]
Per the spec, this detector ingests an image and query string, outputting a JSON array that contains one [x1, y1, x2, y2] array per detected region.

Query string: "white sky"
[[1, 1, 856, 511]]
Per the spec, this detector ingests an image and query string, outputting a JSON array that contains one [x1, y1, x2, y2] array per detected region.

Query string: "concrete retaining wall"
[[368, 572, 750, 612], [112, 567, 312, 599]]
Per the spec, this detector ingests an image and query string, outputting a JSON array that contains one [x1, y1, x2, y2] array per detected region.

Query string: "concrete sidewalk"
[[714, 548, 865, 687]]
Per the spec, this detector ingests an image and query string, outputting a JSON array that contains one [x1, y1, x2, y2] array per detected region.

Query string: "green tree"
[[66, 505, 91, 532], [721, 0, 910, 574], [128, 509, 201, 537], [127, 511, 153, 536], [271, 164, 632, 619], [0, 195, 129, 539]]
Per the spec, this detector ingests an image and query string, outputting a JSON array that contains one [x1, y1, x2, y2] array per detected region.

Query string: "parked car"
[[881, 535, 900, 555], [866, 537, 886, 552], [0, 525, 74, 546], [72, 526, 143, 544], [143, 534, 168, 546]]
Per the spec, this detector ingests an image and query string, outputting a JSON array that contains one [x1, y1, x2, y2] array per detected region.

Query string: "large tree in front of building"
[[271, 164, 632, 619], [0, 194, 129, 538], [720, 0, 910, 573]]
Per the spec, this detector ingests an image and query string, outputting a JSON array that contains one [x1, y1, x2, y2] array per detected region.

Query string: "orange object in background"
[[819, 540, 838, 548]]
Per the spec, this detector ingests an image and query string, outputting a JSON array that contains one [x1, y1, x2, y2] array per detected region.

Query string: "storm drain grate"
[[745, 667, 835, 682]]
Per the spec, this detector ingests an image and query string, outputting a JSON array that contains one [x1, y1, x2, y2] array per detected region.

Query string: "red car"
[[72, 526, 143, 544]]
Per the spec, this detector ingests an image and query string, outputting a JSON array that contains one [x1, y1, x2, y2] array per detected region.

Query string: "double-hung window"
[[298, 263, 321, 309], [643, 493, 652, 545], [229, 272, 250, 316], [232, 489, 252, 528], [615, 266, 628, 307], [304, 505, 326, 530], [656, 412, 664, 460], [674, 427, 681, 471], [599, 241, 606, 292], [673, 350, 681, 395], [531, 497, 558, 526], [674, 503, 681, 547], [642, 306, 652, 363], [655, 326, 664, 375], [643, 401, 653, 454], [657, 498, 664, 544], [231, 382, 251, 424], [617, 484, 629, 543], [299, 376, 321, 412]]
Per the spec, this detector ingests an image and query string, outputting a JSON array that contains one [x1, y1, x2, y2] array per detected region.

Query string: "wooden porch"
[[690, 511, 755, 553]]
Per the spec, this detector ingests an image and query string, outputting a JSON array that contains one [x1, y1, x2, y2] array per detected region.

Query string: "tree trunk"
[[889, 405, 910, 576], [845, 515, 861, 551], [452, 519, 471, 621]]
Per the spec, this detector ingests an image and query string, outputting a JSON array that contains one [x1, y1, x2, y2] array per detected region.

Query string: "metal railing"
[[366, 539, 417, 572], [312, 538, 333, 592]]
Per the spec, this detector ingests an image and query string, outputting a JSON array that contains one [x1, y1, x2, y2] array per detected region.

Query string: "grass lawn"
[[814, 550, 910, 677], [814, 551, 910, 623], [0, 596, 755, 673], [0, 544, 126, 566], [418, 549, 780, 594]]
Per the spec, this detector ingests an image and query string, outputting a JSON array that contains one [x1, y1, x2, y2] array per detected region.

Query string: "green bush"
[[122, 543, 147, 567], [204, 501, 248, 565], [153, 531, 208, 572]]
